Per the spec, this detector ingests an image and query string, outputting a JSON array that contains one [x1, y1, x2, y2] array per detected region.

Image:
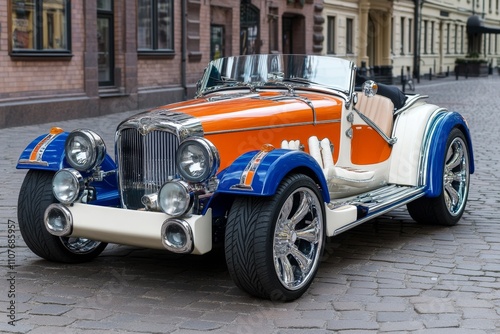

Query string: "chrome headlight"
[[65, 129, 106, 171], [52, 169, 84, 204], [158, 181, 193, 217], [176, 138, 219, 183]]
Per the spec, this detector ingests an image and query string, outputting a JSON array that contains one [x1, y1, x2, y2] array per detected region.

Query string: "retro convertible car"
[[17, 54, 474, 301]]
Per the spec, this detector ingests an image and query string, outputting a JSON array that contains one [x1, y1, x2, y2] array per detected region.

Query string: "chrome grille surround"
[[116, 109, 203, 209]]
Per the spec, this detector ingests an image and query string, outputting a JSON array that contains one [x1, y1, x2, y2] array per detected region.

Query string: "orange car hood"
[[155, 92, 343, 133]]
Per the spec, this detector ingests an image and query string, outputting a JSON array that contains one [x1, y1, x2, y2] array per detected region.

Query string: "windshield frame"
[[196, 54, 356, 98]]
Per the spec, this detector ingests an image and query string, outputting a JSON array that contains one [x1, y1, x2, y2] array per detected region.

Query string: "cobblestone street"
[[1, 75, 499, 333]]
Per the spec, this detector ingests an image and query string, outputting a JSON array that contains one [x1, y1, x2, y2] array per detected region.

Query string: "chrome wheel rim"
[[443, 137, 469, 216], [273, 187, 323, 291], [60, 237, 102, 254]]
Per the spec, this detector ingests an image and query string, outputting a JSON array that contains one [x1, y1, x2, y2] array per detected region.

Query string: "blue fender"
[[216, 148, 330, 202], [17, 130, 69, 171], [16, 128, 119, 206], [424, 111, 475, 197]]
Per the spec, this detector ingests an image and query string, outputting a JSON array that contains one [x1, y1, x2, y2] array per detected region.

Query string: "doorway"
[[282, 14, 305, 54]]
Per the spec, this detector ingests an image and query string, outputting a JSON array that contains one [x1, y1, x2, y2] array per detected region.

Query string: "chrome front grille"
[[118, 128, 179, 209]]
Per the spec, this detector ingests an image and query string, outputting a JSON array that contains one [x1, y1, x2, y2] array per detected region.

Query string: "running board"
[[325, 185, 425, 237]]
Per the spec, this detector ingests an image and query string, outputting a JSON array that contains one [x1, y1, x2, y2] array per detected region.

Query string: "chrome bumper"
[[44, 203, 212, 255]]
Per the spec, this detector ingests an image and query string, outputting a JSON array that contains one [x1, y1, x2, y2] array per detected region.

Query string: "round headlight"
[[52, 169, 84, 204], [158, 181, 193, 217], [176, 138, 219, 183], [65, 129, 106, 171]]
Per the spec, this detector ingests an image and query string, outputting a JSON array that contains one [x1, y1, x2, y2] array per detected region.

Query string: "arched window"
[[240, 1, 260, 55]]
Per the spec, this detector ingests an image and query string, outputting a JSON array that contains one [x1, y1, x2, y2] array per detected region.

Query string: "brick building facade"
[[0, 0, 324, 128]]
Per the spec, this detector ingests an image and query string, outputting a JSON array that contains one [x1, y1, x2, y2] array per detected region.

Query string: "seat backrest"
[[355, 94, 394, 137]]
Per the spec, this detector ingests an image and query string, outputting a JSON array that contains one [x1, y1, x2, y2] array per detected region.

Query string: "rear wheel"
[[18, 170, 106, 263], [407, 128, 470, 226], [225, 174, 325, 301]]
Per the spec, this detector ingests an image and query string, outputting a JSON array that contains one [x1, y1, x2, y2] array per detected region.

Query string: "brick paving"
[[1, 75, 500, 333]]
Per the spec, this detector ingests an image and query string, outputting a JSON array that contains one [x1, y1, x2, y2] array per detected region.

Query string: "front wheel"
[[18, 170, 107, 263], [407, 128, 470, 226], [225, 174, 325, 301]]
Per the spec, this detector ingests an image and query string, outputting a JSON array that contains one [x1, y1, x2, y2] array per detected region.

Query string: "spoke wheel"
[[407, 128, 470, 226], [18, 170, 107, 263], [225, 174, 325, 301], [273, 187, 323, 291], [443, 136, 469, 216]]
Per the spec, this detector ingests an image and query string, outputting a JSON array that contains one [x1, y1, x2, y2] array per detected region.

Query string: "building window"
[[268, 7, 279, 53], [10, 0, 71, 55], [211, 25, 224, 60], [430, 21, 434, 54], [327, 16, 335, 54], [454, 24, 458, 54], [408, 18, 412, 54], [400, 17, 405, 55], [346, 18, 353, 54], [446, 23, 450, 54], [138, 0, 174, 52], [390, 17, 394, 54], [240, 2, 260, 55], [423, 20, 428, 54], [461, 25, 464, 54]]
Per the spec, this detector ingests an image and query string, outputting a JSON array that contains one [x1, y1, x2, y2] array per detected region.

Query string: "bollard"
[[455, 65, 458, 80], [429, 68, 432, 81]]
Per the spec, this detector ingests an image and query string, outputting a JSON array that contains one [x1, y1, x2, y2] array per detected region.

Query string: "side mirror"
[[362, 80, 378, 97]]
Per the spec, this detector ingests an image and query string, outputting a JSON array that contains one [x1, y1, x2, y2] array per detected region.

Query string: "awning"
[[467, 15, 500, 34]]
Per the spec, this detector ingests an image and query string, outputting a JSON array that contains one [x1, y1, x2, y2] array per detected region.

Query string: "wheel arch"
[[422, 112, 474, 197], [16, 128, 117, 173], [216, 149, 330, 203]]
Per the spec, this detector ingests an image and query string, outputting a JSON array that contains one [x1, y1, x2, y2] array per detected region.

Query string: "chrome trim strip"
[[116, 109, 203, 140], [205, 119, 341, 135], [18, 159, 49, 166], [232, 147, 274, 190], [259, 94, 317, 124], [394, 94, 429, 116]]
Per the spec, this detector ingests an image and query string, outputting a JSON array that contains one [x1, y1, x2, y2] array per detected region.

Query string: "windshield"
[[196, 54, 354, 96]]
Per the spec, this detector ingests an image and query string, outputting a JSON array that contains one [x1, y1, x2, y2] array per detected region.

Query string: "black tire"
[[18, 170, 107, 263], [407, 128, 470, 226], [225, 174, 325, 301]]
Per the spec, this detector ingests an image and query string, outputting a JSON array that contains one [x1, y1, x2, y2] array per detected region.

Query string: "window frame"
[[9, 0, 72, 59], [137, 0, 175, 57]]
